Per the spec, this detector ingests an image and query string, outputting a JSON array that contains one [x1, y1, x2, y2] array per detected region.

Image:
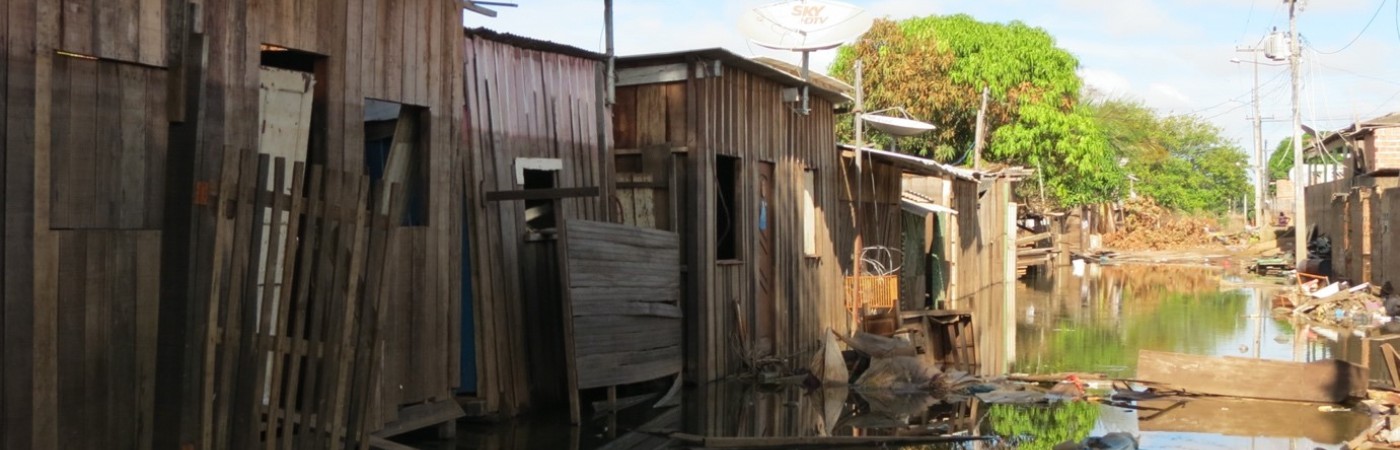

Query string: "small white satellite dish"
[[738, 0, 874, 51], [861, 114, 936, 137]]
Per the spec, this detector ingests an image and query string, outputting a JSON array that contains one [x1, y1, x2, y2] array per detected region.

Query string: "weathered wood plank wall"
[[5, 0, 173, 447], [949, 177, 1012, 376], [461, 30, 608, 416], [614, 58, 848, 382], [4, 0, 467, 448]]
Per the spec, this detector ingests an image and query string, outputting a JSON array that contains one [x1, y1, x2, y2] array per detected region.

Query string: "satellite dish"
[[861, 114, 936, 137], [738, 0, 874, 51], [738, 0, 872, 115]]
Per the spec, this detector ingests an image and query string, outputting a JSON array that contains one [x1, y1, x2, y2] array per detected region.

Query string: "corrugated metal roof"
[[616, 48, 851, 103], [464, 27, 606, 61], [837, 144, 981, 181], [901, 191, 958, 215]]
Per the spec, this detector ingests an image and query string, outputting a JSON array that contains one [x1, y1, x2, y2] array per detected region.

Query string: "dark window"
[[364, 99, 428, 226], [523, 169, 557, 231], [716, 155, 740, 260]]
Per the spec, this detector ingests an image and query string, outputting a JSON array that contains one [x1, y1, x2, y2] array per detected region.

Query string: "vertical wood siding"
[[615, 63, 847, 382], [461, 33, 608, 415], [5, 0, 468, 448]]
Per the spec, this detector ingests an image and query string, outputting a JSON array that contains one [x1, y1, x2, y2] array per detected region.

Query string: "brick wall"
[[1368, 127, 1400, 172]]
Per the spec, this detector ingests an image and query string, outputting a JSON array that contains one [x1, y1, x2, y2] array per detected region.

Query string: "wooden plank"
[[49, 55, 74, 228], [279, 166, 324, 450], [134, 231, 159, 450], [370, 398, 465, 439], [119, 63, 148, 228], [247, 158, 288, 447], [483, 186, 600, 202], [1137, 350, 1367, 403], [96, 60, 125, 226], [56, 232, 88, 449], [261, 162, 306, 450], [84, 232, 111, 449], [62, 0, 94, 55], [137, 0, 163, 65], [144, 67, 167, 227], [110, 232, 138, 448], [68, 57, 99, 228], [1139, 396, 1371, 444]]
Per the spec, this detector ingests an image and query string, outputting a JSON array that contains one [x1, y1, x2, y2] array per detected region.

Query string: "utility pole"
[[853, 59, 864, 332], [604, 0, 615, 105], [973, 86, 990, 171], [1289, 0, 1306, 267], [1234, 46, 1267, 234], [1249, 51, 1264, 232]]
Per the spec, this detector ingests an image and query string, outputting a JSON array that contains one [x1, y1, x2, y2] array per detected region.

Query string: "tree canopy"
[[829, 15, 1124, 207], [1087, 97, 1251, 214], [829, 14, 1249, 213]]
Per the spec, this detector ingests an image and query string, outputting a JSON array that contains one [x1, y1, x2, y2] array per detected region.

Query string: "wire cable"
[[1306, 0, 1388, 54]]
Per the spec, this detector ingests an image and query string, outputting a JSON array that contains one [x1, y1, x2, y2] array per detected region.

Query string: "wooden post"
[[1004, 201, 1016, 367]]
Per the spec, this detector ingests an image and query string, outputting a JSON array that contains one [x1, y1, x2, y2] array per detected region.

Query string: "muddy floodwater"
[[400, 264, 1372, 449]]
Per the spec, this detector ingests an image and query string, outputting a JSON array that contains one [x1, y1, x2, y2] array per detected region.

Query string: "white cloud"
[[1080, 68, 1133, 96], [1148, 83, 1192, 106]]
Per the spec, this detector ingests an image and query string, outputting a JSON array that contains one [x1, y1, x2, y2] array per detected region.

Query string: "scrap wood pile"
[[1348, 391, 1400, 449], [1103, 197, 1236, 250]]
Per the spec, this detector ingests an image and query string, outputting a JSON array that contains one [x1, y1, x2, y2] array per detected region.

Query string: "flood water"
[[403, 263, 1373, 449]]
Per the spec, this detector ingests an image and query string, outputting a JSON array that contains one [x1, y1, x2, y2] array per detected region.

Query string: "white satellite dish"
[[738, 0, 872, 115], [738, 0, 874, 51], [861, 114, 936, 137]]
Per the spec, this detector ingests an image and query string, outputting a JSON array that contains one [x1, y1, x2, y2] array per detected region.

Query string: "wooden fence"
[[200, 150, 399, 450]]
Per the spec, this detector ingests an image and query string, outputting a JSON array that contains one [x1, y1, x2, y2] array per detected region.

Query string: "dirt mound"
[[1103, 198, 1223, 251]]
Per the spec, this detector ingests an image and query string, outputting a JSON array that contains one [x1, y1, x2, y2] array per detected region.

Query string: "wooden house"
[[610, 49, 854, 382], [3, 1, 469, 448], [839, 145, 1020, 376], [458, 28, 617, 418]]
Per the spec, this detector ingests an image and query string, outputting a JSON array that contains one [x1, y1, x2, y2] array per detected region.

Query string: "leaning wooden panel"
[[1137, 350, 1366, 403], [560, 219, 682, 416]]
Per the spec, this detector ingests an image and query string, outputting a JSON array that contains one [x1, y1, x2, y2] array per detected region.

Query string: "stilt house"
[[610, 49, 854, 382]]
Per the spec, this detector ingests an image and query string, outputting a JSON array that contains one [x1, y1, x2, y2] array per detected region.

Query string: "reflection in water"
[[441, 264, 1372, 450]]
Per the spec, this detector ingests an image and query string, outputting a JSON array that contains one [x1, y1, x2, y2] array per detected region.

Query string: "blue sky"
[[467, 0, 1400, 167]]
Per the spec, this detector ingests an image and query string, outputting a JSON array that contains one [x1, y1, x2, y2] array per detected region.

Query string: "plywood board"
[[562, 219, 682, 392], [1137, 350, 1367, 403]]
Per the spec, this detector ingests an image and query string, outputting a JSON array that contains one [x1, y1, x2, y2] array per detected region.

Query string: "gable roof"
[[616, 48, 850, 103], [464, 27, 606, 61]]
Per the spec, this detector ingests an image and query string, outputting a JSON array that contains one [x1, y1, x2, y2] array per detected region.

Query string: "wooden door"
[[756, 162, 776, 355], [254, 67, 314, 403]]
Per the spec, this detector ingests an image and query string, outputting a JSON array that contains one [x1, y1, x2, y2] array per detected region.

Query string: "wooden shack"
[[458, 29, 615, 418], [3, 1, 468, 448], [611, 49, 853, 382]]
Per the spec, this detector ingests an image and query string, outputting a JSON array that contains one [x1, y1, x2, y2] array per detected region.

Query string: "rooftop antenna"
[[738, 0, 872, 115]]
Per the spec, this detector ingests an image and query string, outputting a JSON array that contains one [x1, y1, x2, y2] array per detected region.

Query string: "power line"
[[1306, 0, 1388, 54], [1180, 69, 1288, 116]]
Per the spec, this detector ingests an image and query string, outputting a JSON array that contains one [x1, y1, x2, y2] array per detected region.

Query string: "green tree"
[[1085, 97, 1251, 214], [1268, 137, 1294, 186], [829, 15, 1124, 207]]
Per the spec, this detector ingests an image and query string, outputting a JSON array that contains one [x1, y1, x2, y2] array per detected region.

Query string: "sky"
[[466, 0, 1400, 170]]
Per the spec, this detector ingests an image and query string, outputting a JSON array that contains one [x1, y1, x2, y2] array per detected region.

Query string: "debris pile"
[[1103, 198, 1235, 250], [1350, 391, 1400, 448], [1285, 280, 1392, 330]]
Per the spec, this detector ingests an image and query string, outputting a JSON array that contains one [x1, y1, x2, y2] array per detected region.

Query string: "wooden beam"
[[1015, 231, 1053, 246], [460, 1, 497, 17], [616, 62, 719, 87], [1137, 350, 1366, 403], [483, 187, 600, 202], [370, 399, 465, 439]]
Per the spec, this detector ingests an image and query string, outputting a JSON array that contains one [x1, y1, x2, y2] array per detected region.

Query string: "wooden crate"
[[845, 275, 899, 310]]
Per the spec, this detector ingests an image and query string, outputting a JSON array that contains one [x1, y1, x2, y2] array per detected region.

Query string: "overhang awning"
[[900, 192, 957, 215], [838, 144, 980, 181]]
